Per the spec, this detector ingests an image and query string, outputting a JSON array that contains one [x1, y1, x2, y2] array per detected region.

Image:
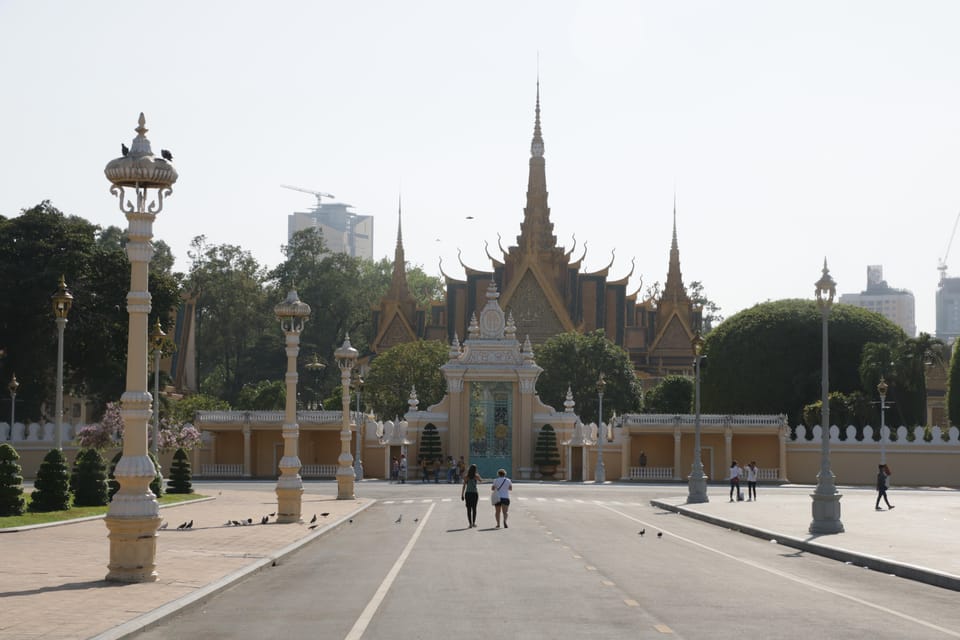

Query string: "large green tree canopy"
[[364, 340, 448, 420], [0, 202, 180, 417], [701, 299, 904, 425], [534, 330, 643, 424]]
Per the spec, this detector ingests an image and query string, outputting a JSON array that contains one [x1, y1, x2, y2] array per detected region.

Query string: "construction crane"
[[280, 184, 336, 206], [938, 209, 960, 282]]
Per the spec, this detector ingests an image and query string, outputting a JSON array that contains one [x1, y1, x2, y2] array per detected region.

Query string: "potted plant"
[[534, 425, 561, 479]]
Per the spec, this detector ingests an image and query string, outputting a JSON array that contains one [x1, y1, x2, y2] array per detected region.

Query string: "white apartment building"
[[839, 265, 916, 337], [287, 201, 374, 260]]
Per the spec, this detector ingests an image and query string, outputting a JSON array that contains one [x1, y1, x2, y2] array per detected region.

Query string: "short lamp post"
[[305, 354, 326, 410], [877, 377, 889, 465], [353, 368, 365, 481], [51, 275, 73, 450], [809, 259, 844, 534], [687, 332, 709, 504], [103, 113, 178, 582], [8, 374, 19, 433], [150, 319, 166, 457], [274, 290, 311, 523], [334, 335, 358, 499], [594, 373, 606, 484]]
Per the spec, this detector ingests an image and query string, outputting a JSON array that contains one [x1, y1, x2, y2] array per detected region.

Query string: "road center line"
[[599, 504, 960, 638], [344, 502, 436, 640]]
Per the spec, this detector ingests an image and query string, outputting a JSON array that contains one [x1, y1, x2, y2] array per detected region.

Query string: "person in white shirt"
[[492, 468, 513, 528], [729, 460, 742, 502], [746, 461, 759, 501]]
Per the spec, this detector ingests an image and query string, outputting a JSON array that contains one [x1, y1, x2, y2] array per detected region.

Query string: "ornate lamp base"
[[809, 492, 844, 534], [686, 471, 710, 504], [276, 484, 304, 523], [105, 514, 162, 583]]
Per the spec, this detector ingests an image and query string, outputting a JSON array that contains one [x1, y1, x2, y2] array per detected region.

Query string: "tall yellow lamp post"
[[274, 290, 310, 523], [103, 113, 178, 582], [334, 335, 358, 499]]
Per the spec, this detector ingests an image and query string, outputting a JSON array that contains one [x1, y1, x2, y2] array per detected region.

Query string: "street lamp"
[[809, 259, 844, 534], [594, 373, 606, 483], [353, 367, 365, 481], [334, 335, 358, 499], [305, 354, 326, 410], [149, 319, 166, 457], [877, 377, 889, 465], [103, 113, 178, 582], [274, 290, 311, 523], [51, 275, 73, 450], [8, 374, 19, 433], [687, 332, 709, 503]]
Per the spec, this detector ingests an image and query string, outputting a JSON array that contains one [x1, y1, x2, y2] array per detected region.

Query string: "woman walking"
[[461, 464, 482, 528], [492, 468, 512, 528]]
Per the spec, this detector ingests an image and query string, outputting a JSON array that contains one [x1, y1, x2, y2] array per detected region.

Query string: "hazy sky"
[[2, 1, 958, 335]]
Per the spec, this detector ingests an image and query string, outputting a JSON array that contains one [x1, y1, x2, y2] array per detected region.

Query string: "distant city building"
[[936, 275, 960, 342], [287, 201, 374, 260], [840, 265, 916, 337]]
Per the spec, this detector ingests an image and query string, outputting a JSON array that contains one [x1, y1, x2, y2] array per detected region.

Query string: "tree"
[[418, 424, 442, 463], [533, 425, 561, 476], [688, 280, 724, 332], [948, 344, 960, 428], [365, 340, 448, 419], [166, 448, 193, 494], [186, 236, 274, 404], [643, 375, 694, 413], [236, 380, 285, 410], [167, 393, 230, 425], [701, 299, 904, 426], [0, 443, 26, 516], [0, 202, 181, 418], [29, 449, 71, 512], [534, 330, 642, 424], [72, 449, 109, 507]]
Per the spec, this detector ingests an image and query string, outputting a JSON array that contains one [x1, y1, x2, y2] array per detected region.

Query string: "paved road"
[[135, 483, 960, 640]]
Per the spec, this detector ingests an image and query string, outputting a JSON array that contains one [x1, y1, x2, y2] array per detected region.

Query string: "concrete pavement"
[[1, 483, 957, 640], [652, 484, 960, 591], [0, 485, 372, 640]]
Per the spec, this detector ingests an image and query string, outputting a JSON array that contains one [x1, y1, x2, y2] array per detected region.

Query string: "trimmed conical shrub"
[[72, 449, 109, 507], [418, 424, 442, 464], [108, 451, 121, 499], [29, 448, 71, 512], [166, 448, 193, 494], [534, 425, 561, 478], [0, 443, 26, 516]]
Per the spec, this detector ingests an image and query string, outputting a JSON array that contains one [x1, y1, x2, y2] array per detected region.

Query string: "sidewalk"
[[651, 485, 960, 591], [0, 486, 372, 640]]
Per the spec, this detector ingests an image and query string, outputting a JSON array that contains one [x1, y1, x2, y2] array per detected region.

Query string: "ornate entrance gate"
[[468, 381, 513, 478]]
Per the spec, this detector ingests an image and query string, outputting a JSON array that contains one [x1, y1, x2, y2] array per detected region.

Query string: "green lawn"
[[0, 493, 206, 529]]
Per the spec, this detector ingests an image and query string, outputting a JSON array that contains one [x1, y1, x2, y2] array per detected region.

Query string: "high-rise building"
[[839, 265, 916, 336], [936, 275, 960, 342], [287, 201, 374, 260]]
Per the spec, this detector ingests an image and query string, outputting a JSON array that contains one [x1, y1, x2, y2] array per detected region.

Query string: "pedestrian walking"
[[729, 460, 743, 502], [433, 458, 441, 483], [746, 461, 759, 501], [492, 468, 512, 528], [461, 463, 483, 528], [420, 457, 429, 483], [399, 454, 407, 484], [875, 463, 894, 510], [391, 457, 399, 483]]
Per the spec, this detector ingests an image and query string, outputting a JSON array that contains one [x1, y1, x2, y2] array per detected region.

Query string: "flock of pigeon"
[[158, 511, 338, 532], [637, 528, 664, 538], [120, 143, 173, 161]]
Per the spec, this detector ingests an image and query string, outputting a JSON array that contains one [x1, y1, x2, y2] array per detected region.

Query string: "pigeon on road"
[[320, 512, 330, 517], [160, 521, 168, 530], [657, 532, 663, 539], [309, 514, 317, 524], [185, 520, 193, 530], [638, 529, 645, 536], [177, 522, 187, 530], [261, 515, 269, 525]]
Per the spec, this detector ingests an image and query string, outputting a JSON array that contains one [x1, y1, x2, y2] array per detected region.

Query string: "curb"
[[650, 499, 960, 592], [91, 500, 375, 640], [0, 496, 216, 533]]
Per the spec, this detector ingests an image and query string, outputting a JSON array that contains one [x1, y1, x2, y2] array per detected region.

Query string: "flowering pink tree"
[[74, 402, 202, 452], [74, 402, 123, 450]]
